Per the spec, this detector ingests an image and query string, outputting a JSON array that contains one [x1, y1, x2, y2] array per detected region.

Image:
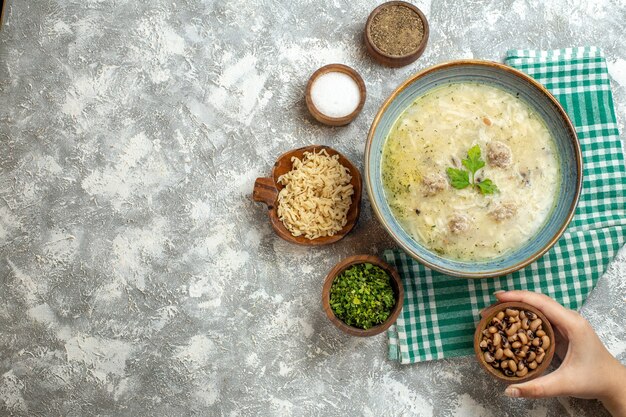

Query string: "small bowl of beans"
[[474, 302, 555, 383]]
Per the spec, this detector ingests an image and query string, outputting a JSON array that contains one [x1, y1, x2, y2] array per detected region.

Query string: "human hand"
[[493, 291, 626, 416]]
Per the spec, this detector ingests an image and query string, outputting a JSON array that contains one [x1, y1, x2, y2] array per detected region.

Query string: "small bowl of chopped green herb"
[[322, 255, 404, 337]]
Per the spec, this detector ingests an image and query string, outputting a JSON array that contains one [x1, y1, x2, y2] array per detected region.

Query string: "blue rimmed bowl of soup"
[[365, 60, 582, 278]]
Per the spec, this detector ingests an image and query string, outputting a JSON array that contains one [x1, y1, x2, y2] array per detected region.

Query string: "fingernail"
[[504, 387, 520, 398], [494, 290, 505, 295]]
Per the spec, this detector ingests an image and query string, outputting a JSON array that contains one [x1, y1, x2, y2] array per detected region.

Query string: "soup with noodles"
[[381, 83, 560, 261]]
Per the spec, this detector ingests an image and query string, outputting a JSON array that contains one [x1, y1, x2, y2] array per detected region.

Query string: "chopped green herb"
[[329, 263, 395, 330], [446, 145, 498, 195]]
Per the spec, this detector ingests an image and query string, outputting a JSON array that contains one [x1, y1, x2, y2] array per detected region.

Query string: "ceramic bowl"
[[474, 301, 555, 383], [252, 145, 362, 246], [322, 255, 404, 337], [365, 60, 582, 278]]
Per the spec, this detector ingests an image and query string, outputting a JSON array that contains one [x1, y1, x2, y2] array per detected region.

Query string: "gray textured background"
[[1, 0, 625, 416]]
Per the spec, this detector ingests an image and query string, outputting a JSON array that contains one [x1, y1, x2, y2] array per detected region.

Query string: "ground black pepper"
[[369, 4, 424, 56]]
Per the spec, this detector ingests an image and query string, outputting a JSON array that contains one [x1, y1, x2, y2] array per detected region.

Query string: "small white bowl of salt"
[[305, 64, 366, 126]]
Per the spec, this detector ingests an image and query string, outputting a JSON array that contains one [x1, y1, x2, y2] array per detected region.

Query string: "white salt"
[[310, 71, 361, 118]]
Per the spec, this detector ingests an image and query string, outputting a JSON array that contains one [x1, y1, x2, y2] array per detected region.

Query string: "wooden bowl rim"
[[322, 254, 404, 337], [0, 0, 7, 28], [252, 145, 362, 246], [364, 1, 430, 67], [305, 64, 367, 126], [474, 301, 556, 383]]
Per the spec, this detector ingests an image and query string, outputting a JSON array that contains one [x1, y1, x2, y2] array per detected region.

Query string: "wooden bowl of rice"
[[252, 145, 362, 245]]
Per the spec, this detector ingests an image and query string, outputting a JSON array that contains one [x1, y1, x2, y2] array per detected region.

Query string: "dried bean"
[[536, 329, 546, 337], [503, 348, 514, 358], [494, 348, 504, 360], [530, 319, 542, 332], [501, 360, 509, 369], [504, 369, 514, 377], [532, 338, 541, 347], [506, 308, 519, 317], [521, 318, 530, 330], [512, 341, 522, 349], [496, 311, 505, 320], [526, 311, 537, 320], [536, 352, 546, 364], [518, 332, 528, 345], [527, 352, 536, 362], [493, 333, 501, 347], [489, 326, 498, 334], [480, 340, 488, 349], [508, 360, 518, 372], [541, 335, 551, 349], [528, 361, 538, 370], [516, 368, 529, 377], [484, 352, 495, 363], [505, 324, 518, 336]]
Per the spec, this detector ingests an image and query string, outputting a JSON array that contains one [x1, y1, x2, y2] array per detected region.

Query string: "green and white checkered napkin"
[[386, 47, 626, 364]]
